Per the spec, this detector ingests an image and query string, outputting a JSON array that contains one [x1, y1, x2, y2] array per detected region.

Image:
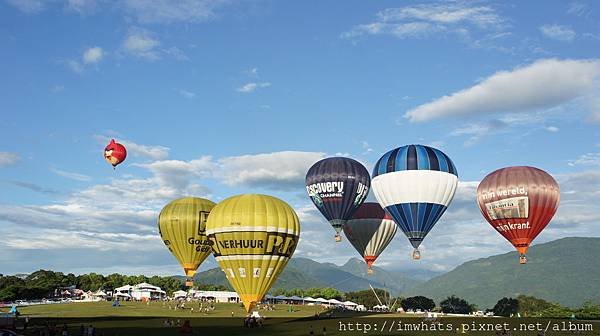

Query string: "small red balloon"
[[104, 139, 127, 169]]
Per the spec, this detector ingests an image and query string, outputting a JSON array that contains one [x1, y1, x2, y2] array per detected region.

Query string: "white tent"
[[93, 290, 107, 299], [303, 297, 316, 301], [173, 290, 187, 299], [328, 299, 343, 305], [315, 298, 328, 305], [114, 293, 130, 298], [343, 301, 358, 307], [289, 296, 303, 301]]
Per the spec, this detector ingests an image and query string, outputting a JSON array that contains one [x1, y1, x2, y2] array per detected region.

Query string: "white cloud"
[[568, 153, 600, 167], [586, 98, 600, 123], [341, 3, 505, 40], [215, 151, 325, 190], [122, 28, 161, 60], [176, 88, 196, 99], [52, 169, 92, 182], [540, 24, 576, 41], [246, 67, 259, 77], [377, 4, 503, 27], [123, 0, 226, 24], [67, 60, 84, 73], [546, 126, 559, 132], [361, 141, 373, 155], [404, 58, 600, 122], [96, 135, 170, 160], [51, 85, 65, 93], [0, 152, 20, 166], [236, 82, 271, 93], [66, 0, 98, 14], [567, 2, 590, 17], [83, 46, 104, 64], [6, 0, 45, 13], [10, 181, 58, 194], [162, 46, 189, 61]]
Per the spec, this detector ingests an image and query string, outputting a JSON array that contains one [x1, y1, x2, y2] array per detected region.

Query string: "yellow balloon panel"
[[206, 194, 300, 312], [158, 197, 216, 277]]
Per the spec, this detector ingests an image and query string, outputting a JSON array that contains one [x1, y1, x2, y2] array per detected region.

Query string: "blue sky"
[[1, 0, 599, 277]]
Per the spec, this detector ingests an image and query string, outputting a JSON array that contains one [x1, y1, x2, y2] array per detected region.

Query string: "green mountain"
[[337, 258, 423, 294], [193, 257, 424, 296], [405, 237, 600, 309]]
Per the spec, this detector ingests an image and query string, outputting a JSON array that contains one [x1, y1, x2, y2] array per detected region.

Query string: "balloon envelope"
[[305, 157, 370, 241], [206, 194, 300, 312], [158, 197, 216, 278], [104, 139, 127, 168], [344, 202, 397, 273], [476, 166, 559, 263], [371, 144, 458, 258]]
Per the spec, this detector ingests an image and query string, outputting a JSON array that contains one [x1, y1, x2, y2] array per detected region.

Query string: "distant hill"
[[193, 257, 424, 296], [405, 237, 600, 309]]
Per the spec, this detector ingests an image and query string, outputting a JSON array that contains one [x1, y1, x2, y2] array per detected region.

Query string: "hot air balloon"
[[476, 166, 559, 264], [206, 194, 300, 312], [372, 144, 458, 260], [343, 202, 397, 274], [104, 139, 127, 169], [305, 157, 370, 242], [158, 197, 216, 287]]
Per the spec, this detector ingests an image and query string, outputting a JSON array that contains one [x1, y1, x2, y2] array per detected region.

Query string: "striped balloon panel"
[[384, 203, 447, 248], [372, 144, 457, 178], [344, 218, 397, 259]]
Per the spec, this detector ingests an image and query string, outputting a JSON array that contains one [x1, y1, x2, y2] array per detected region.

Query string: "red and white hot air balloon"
[[343, 202, 397, 274], [477, 166, 560, 264]]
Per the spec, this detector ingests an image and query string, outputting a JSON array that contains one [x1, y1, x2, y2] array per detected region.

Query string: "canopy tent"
[[173, 290, 188, 298], [328, 299, 343, 305]]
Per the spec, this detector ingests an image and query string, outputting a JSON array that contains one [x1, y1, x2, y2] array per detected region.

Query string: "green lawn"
[[2, 302, 597, 336], [16, 301, 323, 318]]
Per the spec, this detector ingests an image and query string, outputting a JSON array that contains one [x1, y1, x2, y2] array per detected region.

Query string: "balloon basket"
[[412, 249, 421, 260], [185, 280, 194, 287], [367, 268, 373, 275], [519, 255, 527, 264], [335, 234, 341, 242]]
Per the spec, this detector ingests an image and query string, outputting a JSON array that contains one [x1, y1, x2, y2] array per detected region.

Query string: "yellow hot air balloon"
[[206, 194, 300, 312], [158, 197, 216, 286]]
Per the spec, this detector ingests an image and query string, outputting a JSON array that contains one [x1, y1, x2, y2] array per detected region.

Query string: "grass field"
[[2, 302, 598, 336]]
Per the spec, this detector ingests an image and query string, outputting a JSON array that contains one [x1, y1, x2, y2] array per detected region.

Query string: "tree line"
[[0, 270, 226, 302]]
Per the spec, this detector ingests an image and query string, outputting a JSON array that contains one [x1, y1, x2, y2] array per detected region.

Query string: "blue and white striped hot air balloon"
[[371, 144, 458, 260]]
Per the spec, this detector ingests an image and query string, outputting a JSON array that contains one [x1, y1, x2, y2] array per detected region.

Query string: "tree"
[[346, 289, 390, 309], [440, 295, 474, 314], [539, 304, 574, 318], [516, 295, 553, 317], [492, 297, 519, 317], [401, 296, 435, 312]]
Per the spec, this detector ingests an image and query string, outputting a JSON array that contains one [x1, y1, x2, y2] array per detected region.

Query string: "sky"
[[1, 0, 599, 277]]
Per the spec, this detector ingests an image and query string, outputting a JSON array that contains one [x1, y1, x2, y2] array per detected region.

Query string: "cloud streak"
[[341, 2, 506, 40], [540, 24, 576, 41], [0, 152, 20, 167], [404, 58, 600, 122]]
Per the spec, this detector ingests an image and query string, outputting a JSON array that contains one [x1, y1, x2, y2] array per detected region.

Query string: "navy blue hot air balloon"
[[371, 145, 458, 259], [306, 157, 371, 242]]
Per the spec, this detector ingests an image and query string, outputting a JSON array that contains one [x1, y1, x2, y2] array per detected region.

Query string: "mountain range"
[[194, 257, 424, 296], [194, 237, 600, 308]]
